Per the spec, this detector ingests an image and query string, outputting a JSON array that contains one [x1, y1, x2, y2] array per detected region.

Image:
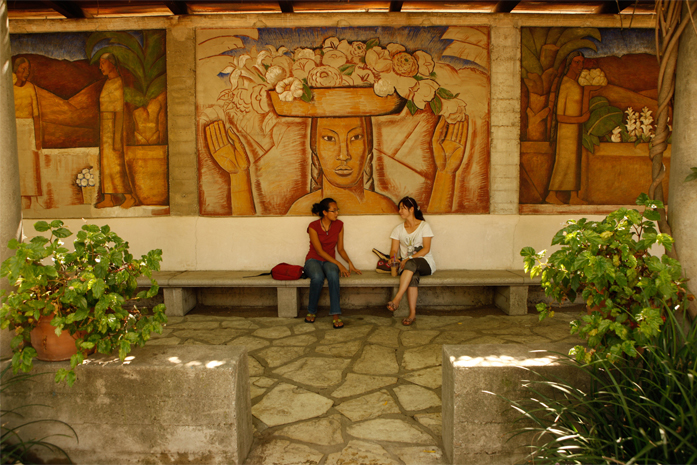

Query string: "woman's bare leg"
[[389, 269, 413, 308], [406, 287, 418, 320]]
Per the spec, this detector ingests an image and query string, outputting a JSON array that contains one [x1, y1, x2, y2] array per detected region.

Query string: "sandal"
[[386, 301, 397, 313], [402, 317, 416, 326], [305, 313, 316, 324], [333, 318, 344, 329]]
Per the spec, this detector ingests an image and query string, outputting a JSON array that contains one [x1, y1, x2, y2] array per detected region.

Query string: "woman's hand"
[[399, 258, 409, 271], [349, 263, 362, 275], [339, 263, 350, 277]]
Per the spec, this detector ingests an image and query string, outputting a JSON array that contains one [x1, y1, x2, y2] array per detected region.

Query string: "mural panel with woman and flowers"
[[196, 26, 491, 216], [520, 27, 671, 212]]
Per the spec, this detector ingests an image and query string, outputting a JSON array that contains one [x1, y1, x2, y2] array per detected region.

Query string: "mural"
[[520, 27, 671, 211], [196, 27, 490, 216], [10, 31, 169, 216]]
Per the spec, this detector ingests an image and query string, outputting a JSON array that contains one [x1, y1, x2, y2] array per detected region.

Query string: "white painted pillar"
[[670, 1, 697, 318], [0, 0, 22, 355]]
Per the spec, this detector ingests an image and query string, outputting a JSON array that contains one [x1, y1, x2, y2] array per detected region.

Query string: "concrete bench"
[[140, 270, 538, 317], [1, 345, 253, 465]]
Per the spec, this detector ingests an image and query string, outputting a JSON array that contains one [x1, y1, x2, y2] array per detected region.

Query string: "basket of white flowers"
[[75, 167, 96, 204]]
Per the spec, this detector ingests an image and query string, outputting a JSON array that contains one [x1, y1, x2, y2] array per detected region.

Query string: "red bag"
[[271, 263, 305, 280]]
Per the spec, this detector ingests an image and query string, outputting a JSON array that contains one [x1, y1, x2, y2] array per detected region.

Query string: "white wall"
[[23, 214, 607, 272]]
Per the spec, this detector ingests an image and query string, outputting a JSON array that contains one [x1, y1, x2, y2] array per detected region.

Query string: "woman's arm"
[[336, 229, 361, 276], [412, 236, 432, 258], [309, 228, 349, 276]]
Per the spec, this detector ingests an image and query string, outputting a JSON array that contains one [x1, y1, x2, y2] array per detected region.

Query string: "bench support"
[[493, 285, 528, 315], [164, 288, 197, 317], [277, 287, 299, 318]]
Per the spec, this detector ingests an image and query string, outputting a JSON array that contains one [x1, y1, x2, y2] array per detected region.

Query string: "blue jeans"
[[304, 259, 341, 315]]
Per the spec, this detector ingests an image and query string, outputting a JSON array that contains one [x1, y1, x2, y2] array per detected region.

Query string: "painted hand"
[[205, 120, 250, 175], [432, 116, 469, 174]]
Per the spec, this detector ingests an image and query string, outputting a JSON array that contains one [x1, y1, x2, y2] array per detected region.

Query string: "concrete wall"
[[0, 345, 253, 464], [8, 14, 655, 273], [442, 343, 588, 465]]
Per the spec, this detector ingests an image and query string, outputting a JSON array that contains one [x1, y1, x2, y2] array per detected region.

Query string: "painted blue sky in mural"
[[11, 31, 145, 61], [580, 28, 655, 58]]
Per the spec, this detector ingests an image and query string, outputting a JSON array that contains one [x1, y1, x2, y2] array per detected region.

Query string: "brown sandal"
[[387, 301, 397, 313], [402, 317, 416, 326]]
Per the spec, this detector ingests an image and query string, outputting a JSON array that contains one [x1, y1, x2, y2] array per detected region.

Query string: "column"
[[0, 0, 22, 355], [670, 1, 697, 318]]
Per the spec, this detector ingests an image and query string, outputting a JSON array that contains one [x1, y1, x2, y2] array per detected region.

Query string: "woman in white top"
[[386, 196, 435, 325]]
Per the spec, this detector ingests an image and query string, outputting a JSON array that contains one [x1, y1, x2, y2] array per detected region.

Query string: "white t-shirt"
[[390, 221, 436, 273]]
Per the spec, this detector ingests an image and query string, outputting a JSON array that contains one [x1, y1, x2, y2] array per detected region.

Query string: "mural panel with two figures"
[[196, 26, 491, 216], [520, 27, 671, 211], [10, 31, 169, 216]]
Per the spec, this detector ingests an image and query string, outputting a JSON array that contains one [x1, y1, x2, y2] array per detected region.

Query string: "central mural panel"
[[196, 26, 491, 216]]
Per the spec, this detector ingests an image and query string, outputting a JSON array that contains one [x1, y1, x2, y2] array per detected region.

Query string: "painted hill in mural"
[[14, 54, 104, 148]]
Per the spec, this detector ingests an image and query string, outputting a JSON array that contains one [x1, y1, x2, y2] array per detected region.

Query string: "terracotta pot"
[[30, 315, 79, 362]]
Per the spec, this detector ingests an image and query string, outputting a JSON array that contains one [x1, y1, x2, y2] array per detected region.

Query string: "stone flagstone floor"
[[146, 307, 582, 465]]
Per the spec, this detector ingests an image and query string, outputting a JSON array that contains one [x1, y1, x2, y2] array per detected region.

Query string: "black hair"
[[398, 196, 424, 221], [311, 197, 337, 218]]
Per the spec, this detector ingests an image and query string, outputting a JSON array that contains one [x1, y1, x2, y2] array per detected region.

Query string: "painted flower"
[[265, 65, 287, 87], [323, 37, 340, 50], [251, 84, 270, 114], [322, 49, 348, 69], [414, 51, 435, 76], [386, 43, 406, 57], [350, 65, 376, 86], [412, 79, 439, 109], [276, 77, 304, 102], [610, 126, 622, 143], [392, 52, 419, 77], [233, 86, 253, 112], [374, 78, 396, 97], [365, 47, 393, 73], [292, 58, 317, 81], [307, 65, 344, 87], [440, 97, 468, 124], [294, 47, 316, 62]]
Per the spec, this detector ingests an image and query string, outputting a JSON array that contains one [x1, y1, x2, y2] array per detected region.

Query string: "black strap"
[[243, 272, 272, 278]]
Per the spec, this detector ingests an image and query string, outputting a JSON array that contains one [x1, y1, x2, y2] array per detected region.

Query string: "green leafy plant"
[[505, 308, 697, 464], [521, 194, 692, 362], [686, 167, 697, 182], [1, 365, 77, 463], [0, 221, 167, 386], [581, 96, 623, 153]]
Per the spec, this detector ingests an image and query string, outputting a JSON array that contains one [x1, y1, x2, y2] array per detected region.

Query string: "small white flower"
[[610, 126, 622, 143]]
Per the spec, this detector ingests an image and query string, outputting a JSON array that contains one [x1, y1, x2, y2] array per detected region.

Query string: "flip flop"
[[386, 301, 397, 313], [402, 317, 416, 326], [333, 318, 344, 329], [305, 313, 316, 323]]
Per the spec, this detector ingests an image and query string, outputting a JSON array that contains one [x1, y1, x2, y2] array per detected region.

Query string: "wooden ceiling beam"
[[494, 1, 520, 13], [164, 1, 189, 15], [41, 1, 87, 18], [279, 1, 294, 13]]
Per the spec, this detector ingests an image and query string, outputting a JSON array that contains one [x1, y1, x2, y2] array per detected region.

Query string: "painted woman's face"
[[15, 62, 30, 85], [99, 57, 114, 76], [569, 55, 584, 74], [316, 117, 368, 188]]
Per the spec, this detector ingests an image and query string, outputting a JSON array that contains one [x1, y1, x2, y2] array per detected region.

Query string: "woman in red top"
[[305, 198, 361, 328]]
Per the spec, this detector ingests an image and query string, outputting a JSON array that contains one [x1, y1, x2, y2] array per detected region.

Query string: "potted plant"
[[0, 220, 167, 386], [521, 194, 692, 362]]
